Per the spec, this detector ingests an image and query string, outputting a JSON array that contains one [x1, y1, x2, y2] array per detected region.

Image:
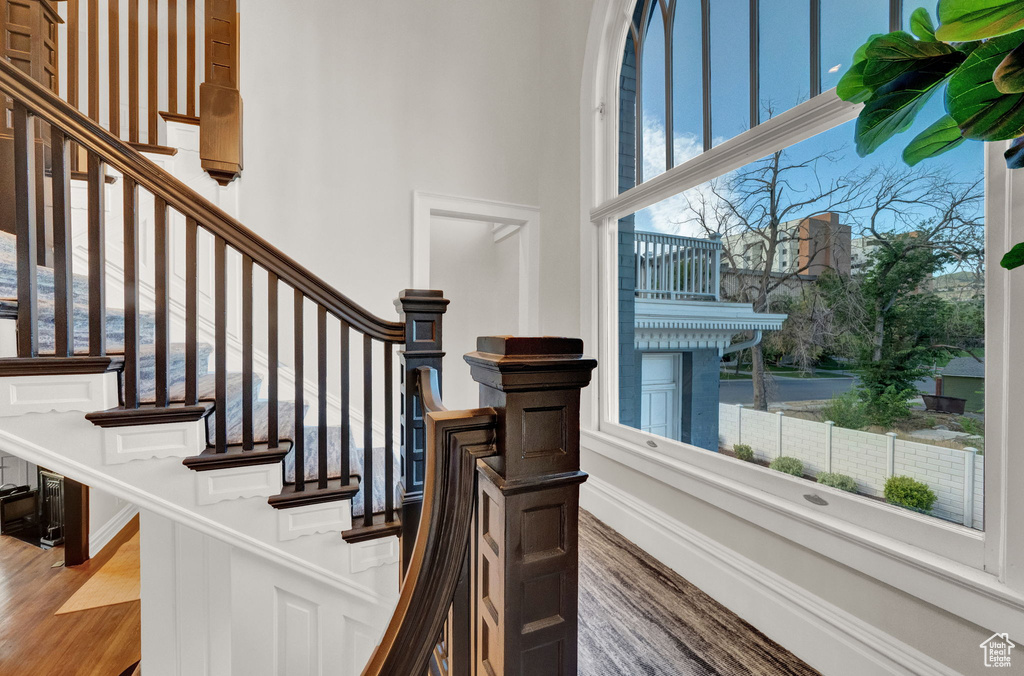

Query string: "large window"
[[602, 0, 995, 550]]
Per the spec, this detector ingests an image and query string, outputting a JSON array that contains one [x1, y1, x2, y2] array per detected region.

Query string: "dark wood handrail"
[[0, 58, 404, 342], [361, 367, 496, 676]]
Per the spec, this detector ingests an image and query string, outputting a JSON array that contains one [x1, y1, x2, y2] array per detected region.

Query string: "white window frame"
[[578, 0, 1024, 632]]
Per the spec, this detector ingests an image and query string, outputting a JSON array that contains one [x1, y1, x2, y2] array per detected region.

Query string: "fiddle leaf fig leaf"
[[837, 34, 888, 102], [936, 0, 1024, 42], [862, 32, 963, 89], [838, 61, 874, 102], [1005, 136, 1024, 168], [947, 31, 1024, 141], [855, 54, 966, 157], [1000, 241, 1024, 269], [994, 41, 1024, 93], [910, 7, 937, 42], [902, 114, 967, 165]]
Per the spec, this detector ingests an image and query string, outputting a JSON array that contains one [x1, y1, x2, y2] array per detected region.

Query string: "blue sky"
[[634, 0, 984, 236]]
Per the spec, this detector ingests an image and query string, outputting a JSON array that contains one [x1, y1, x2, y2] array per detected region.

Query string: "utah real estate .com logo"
[[980, 633, 1015, 668]]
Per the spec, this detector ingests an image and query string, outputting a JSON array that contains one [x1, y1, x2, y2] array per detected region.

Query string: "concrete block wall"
[[719, 404, 984, 529]]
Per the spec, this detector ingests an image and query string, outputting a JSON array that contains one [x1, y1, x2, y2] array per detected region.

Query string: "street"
[[719, 375, 856, 405]]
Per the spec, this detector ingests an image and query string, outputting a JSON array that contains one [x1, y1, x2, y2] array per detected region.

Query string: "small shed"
[[939, 357, 984, 413]]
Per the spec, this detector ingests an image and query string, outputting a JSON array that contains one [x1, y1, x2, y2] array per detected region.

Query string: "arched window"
[[584, 0, 1016, 603]]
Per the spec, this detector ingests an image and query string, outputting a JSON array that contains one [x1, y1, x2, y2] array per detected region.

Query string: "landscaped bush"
[[733, 444, 754, 462], [884, 476, 937, 513], [816, 472, 858, 492], [820, 392, 869, 430], [769, 456, 804, 477], [864, 385, 914, 428]]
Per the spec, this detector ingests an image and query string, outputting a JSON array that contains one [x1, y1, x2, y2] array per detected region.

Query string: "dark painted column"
[[395, 289, 449, 574], [465, 337, 596, 676]]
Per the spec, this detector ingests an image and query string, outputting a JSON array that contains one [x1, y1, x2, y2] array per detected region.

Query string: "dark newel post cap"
[[395, 289, 450, 314], [464, 336, 597, 392]]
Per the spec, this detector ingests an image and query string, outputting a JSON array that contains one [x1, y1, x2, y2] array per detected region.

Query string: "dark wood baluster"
[[167, 0, 178, 115], [88, 0, 99, 123], [67, 0, 80, 114], [294, 290, 305, 491], [123, 178, 140, 408], [108, 0, 120, 137], [317, 306, 328, 489], [215, 236, 227, 449], [154, 197, 169, 406], [148, 0, 158, 144], [128, 0, 140, 143], [363, 335, 373, 527], [13, 102, 38, 358], [33, 124, 46, 268], [87, 152, 105, 357], [184, 218, 198, 405], [51, 128, 73, 357], [339, 319, 350, 484], [242, 254, 254, 450], [186, 0, 196, 117], [384, 342, 394, 522], [267, 272, 279, 448]]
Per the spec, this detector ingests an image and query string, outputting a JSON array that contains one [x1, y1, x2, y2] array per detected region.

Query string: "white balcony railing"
[[635, 231, 722, 301]]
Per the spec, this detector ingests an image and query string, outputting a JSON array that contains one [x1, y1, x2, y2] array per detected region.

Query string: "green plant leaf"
[[947, 31, 1024, 141], [910, 7, 937, 41], [995, 41, 1024, 93], [837, 61, 874, 102], [902, 114, 967, 165], [856, 58, 963, 156], [862, 32, 962, 89], [837, 34, 887, 102], [1000, 241, 1024, 269], [1006, 135, 1024, 167], [936, 0, 1024, 41]]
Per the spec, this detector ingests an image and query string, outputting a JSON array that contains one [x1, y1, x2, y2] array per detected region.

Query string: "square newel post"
[[395, 289, 449, 574], [465, 336, 596, 676]]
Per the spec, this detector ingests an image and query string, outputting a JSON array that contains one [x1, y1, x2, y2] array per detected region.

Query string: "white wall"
[[88, 485, 137, 557]]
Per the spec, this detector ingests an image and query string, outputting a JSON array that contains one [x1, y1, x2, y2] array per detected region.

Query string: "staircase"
[[0, 11, 598, 674]]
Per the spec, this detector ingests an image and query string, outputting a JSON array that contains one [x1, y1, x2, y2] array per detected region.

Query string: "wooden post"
[[465, 336, 596, 676], [200, 0, 242, 185], [395, 289, 449, 574]]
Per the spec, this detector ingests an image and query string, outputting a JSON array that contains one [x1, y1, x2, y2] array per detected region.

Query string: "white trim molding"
[[278, 500, 353, 542], [195, 463, 283, 506], [0, 373, 119, 417], [412, 191, 541, 335], [89, 502, 140, 557], [102, 420, 207, 465], [581, 475, 965, 676]]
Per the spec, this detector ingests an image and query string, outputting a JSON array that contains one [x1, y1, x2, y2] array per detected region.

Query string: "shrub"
[[884, 476, 937, 513], [769, 456, 804, 477], [733, 444, 754, 462], [816, 472, 858, 492], [863, 385, 914, 428], [959, 416, 984, 438], [820, 392, 869, 430]]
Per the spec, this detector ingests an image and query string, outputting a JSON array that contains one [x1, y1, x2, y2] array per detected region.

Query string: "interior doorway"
[[415, 193, 540, 410]]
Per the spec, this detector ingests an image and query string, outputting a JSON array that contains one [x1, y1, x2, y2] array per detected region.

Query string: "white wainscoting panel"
[[278, 501, 352, 542], [0, 373, 119, 416], [196, 463, 283, 506], [103, 420, 207, 465], [276, 588, 321, 676]]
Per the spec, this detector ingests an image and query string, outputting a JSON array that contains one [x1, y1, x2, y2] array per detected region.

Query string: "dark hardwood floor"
[[0, 517, 141, 676]]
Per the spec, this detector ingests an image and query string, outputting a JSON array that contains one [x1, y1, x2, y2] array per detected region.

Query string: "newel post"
[[466, 336, 597, 675], [396, 289, 449, 574], [200, 0, 243, 185]]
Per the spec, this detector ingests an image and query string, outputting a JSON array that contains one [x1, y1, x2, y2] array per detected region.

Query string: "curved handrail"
[[361, 366, 496, 676], [0, 59, 404, 343]]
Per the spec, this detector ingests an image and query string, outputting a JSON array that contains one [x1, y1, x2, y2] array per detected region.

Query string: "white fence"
[[719, 404, 984, 529]]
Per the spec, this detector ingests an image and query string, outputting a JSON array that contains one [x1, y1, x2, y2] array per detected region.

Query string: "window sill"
[[581, 425, 1024, 633]]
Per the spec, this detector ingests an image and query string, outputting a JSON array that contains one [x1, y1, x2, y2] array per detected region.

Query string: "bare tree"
[[679, 147, 863, 410]]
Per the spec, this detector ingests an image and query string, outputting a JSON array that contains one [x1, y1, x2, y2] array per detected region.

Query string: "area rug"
[[55, 532, 140, 615]]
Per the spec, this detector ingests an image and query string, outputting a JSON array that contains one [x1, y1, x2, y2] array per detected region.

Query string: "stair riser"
[[0, 372, 119, 416]]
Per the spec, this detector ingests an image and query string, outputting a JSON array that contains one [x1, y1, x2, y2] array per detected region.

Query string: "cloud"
[[635, 114, 733, 238]]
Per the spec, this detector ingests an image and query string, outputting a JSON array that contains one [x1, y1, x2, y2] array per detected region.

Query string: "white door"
[[641, 353, 681, 441]]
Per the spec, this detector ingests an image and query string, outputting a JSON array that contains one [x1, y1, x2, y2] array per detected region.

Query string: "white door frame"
[[412, 191, 541, 335]]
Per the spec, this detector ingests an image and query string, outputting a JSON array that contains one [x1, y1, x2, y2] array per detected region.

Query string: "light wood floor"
[[0, 517, 141, 676]]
